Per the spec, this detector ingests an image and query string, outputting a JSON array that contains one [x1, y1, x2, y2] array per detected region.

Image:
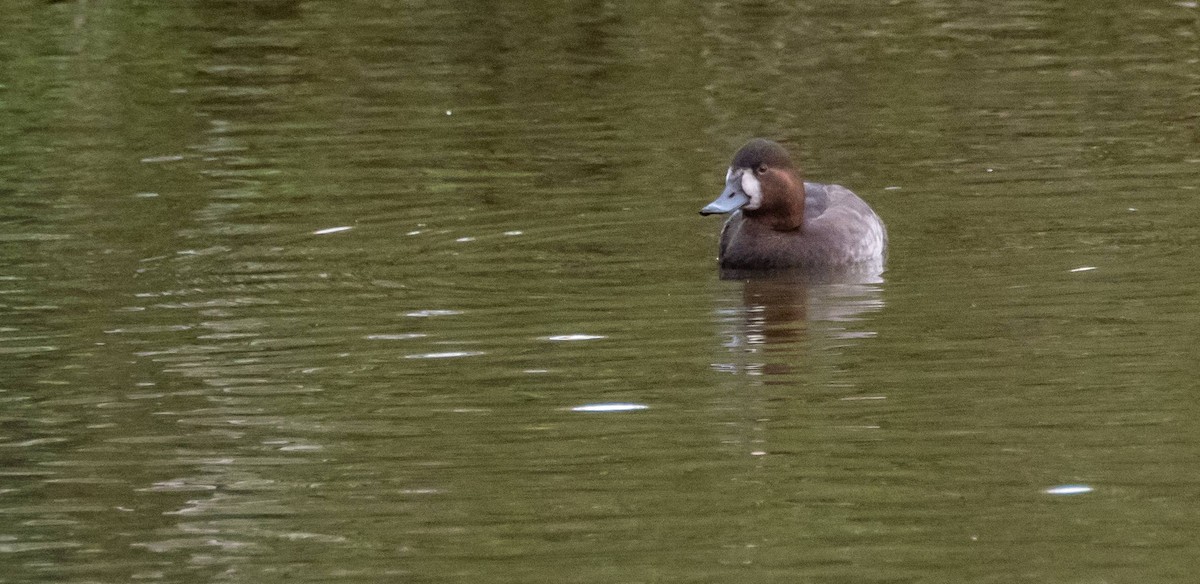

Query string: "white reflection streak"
[[571, 403, 648, 413]]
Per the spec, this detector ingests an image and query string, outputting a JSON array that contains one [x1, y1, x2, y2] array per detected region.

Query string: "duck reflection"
[[715, 262, 885, 377]]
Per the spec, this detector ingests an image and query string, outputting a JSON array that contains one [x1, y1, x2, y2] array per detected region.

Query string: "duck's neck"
[[746, 169, 805, 232]]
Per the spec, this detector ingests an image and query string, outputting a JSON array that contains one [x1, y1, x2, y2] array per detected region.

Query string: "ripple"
[[1045, 484, 1093, 495], [0, 541, 83, 553], [570, 403, 648, 413], [404, 351, 484, 359], [140, 479, 219, 492], [405, 310, 462, 318], [543, 334, 606, 342], [140, 154, 184, 163]]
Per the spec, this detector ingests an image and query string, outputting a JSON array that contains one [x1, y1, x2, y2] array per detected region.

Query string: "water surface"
[[2, 1, 1199, 582]]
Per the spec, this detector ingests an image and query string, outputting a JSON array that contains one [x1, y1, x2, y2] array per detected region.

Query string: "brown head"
[[699, 139, 806, 231]]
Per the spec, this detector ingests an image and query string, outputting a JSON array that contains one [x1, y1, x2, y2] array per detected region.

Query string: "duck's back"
[[718, 182, 886, 269]]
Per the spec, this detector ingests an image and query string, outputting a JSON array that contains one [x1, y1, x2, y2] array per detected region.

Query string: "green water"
[[2, 1, 1199, 582]]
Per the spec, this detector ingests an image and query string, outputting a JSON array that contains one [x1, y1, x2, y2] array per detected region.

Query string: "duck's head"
[[700, 139, 803, 224]]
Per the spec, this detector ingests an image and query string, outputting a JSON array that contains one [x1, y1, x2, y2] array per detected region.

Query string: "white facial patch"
[[740, 169, 763, 210]]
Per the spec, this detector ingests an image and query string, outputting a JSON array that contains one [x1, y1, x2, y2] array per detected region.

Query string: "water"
[[2, 0, 1199, 582]]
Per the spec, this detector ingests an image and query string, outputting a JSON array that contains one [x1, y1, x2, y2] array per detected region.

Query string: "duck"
[[700, 138, 887, 270]]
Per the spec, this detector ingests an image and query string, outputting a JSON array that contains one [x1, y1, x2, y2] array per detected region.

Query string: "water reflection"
[[714, 266, 885, 377]]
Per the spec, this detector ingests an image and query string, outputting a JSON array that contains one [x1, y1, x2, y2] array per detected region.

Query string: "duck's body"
[[701, 139, 887, 270], [718, 181, 886, 269]]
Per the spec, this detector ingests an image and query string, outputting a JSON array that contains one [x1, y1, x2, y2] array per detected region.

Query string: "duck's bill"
[[699, 180, 750, 215]]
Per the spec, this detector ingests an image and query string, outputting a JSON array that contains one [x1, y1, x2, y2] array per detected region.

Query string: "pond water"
[[2, 1, 1199, 582]]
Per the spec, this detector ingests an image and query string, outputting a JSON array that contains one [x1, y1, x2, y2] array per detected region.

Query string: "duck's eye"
[[755, 164, 768, 174]]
